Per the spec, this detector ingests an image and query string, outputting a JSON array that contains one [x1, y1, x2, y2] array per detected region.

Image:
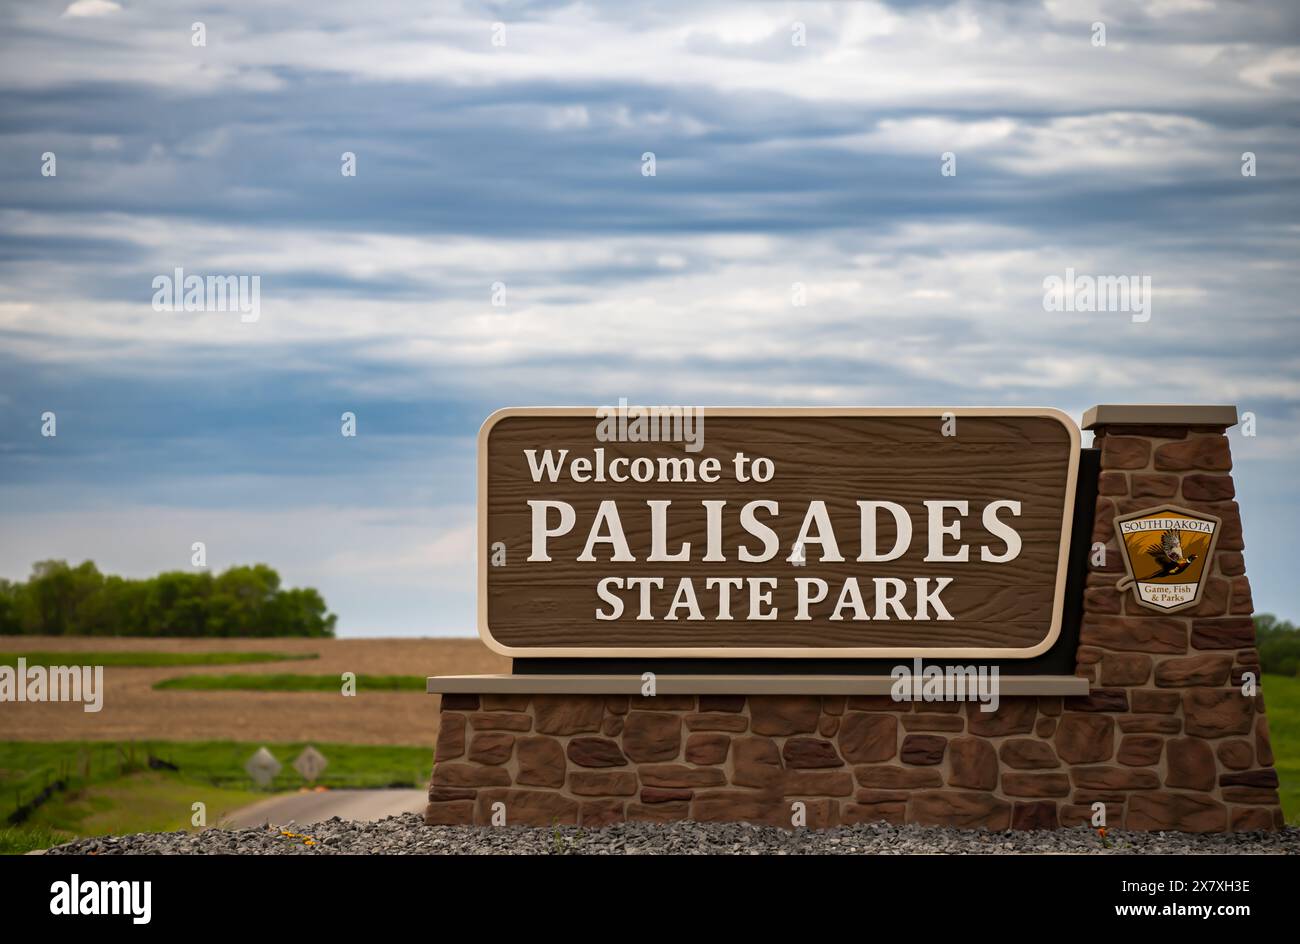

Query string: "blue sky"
[[1, 0, 1298, 636]]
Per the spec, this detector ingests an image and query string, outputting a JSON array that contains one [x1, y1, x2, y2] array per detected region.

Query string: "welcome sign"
[[479, 407, 1080, 658]]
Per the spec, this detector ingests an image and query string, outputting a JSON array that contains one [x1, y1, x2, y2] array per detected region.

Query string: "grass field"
[[0, 739, 434, 853], [1, 651, 317, 668], [154, 673, 426, 692], [1263, 674, 1299, 825]]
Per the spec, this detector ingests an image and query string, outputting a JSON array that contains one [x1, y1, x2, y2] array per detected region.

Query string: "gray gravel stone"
[[43, 813, 1300, 855]]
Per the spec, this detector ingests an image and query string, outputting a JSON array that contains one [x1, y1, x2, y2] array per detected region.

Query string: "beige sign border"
[[1113, 503, 1223, 615], [478, 407, 1081, 659]]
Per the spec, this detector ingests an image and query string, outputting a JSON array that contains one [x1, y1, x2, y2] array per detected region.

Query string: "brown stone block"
[[470, 711, 532, 732], [854, 765, 943, 789], [685, 733, 730, 766], [935, 737, 994, 790], [1084, 586, 1122, 615], [1229, 576, 1254, 615], [1081, 616, 1187, 654], [783, 737, 844, 769], [567, 736, 627, 768], [912, 792, 1011, 830], [685, 712, 749, 732], [432, 763, 511, 788], [1055, 714, 1115, 764], [855, 789, 908, 804], [1001, 772, 1071, 798], [900, 734, 946, 766], [1126, 793, 1226, 833], [1036, 718, 1057, 737], [791, 798, 839, 829], [533, 695, 604, 735], [966, 698, 1036, 736], [1131, 690, 1180, 713], [1100, 653, 1151, 686], [516, 736, 566, 788], [785, 770, 854, 797], [750, 695, 821, 735], [1131, 473, 1179, 498], [579, 799, 625, 827], [1102, 436, 1151, 470], [468, 732, 514, 766], [692, 792, 787, 827], [476, 789, 579, 827], [1155, 653, 1233, 687], [568, 771, 638, 797], [603, 717, 624, 737], [639, 764, 727, 789], [1187, 578, 1230, 617], [821, 695, 846, 716], [1220, 769, 1279, 789], [1118, 714, 1181, 734], [1066, 689, 1129, 712], [1182, 473, 1235, 501], [902, 713, 965, 732], [1217, 739, 1253, 770], [1098, 471, 1128, 496], [1059, 804, 1100, 828], [424, 801, 474, 825], [1012, 801, 1060, 831], [1116, 735, 1163, 767], [1216, 551, 1245, 577], [481, 694, 530, 712], [999, 738, 1059, 770], [605, 695, 629, 715], [1182, 688, 1253, 737], [1221, 787, 1280, 805], [1164, 738, 1215, 790], [622, 711, 683, 762], [842, 800, 906, 826], [640, 787, 693, 803], [1038, 696, 1063, 717], [440, 694, 479, 711], [1071, 766, 1160, 791], [1256, 716, 1274, 766], [1230, 808, 1275, 832], [1153, 435, 1231, 472], [818, 715, 839, 737], [626, 801, 690, 822], [435, 712, 465, 761], [837, 712, 898, 763], [699, 694, 745, 713], [731, 737, 786, 789], [427, 786, 476, 802], [630, 694, 696, 711]]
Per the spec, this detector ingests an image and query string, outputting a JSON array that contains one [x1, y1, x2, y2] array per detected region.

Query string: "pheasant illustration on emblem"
[[1140, 528, 1197, 581]]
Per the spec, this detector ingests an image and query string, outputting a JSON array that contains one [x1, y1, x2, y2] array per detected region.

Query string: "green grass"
[[0, 740, 434, 853], [0, 651, 318, 668], [1263, 674, 1299, 825], [153, 673, 425, 692]]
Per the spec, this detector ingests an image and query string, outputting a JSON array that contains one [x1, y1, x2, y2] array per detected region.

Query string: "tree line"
[[0, 560, 336, 637]]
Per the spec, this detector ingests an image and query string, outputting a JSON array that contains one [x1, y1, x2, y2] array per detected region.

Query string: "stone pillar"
[[1079, 404, 1281, 832]]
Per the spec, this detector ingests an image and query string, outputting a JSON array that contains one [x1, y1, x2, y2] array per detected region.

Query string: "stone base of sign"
[[425, 691, 1282, 832], [429, 405, 1283, 832]]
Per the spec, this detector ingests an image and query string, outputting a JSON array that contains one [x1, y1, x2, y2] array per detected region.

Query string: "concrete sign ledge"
[[427, 673, 1089, 696]]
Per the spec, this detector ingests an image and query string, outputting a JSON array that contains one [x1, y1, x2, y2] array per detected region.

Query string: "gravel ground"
[[43, 813, 1300, 855]]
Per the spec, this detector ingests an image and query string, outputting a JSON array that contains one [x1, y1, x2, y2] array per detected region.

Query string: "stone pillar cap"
[[1082, 404, 1237, 430]]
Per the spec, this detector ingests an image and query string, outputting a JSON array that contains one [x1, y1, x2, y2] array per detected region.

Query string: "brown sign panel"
[[480, 408, 1079, 658]]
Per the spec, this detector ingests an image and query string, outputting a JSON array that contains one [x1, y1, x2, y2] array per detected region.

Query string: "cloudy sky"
[[1, 0, 1297, 636]]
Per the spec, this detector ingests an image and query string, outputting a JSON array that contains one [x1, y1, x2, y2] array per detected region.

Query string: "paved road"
[[222, 789, 427, 828]]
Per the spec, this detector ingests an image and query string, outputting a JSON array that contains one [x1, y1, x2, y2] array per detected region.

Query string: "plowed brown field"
[[0, 637, 507, 746]]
